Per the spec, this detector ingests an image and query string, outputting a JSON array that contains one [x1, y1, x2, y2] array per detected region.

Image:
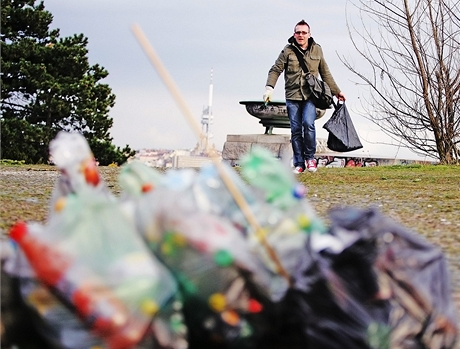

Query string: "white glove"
[[263, 86, 274, 103]]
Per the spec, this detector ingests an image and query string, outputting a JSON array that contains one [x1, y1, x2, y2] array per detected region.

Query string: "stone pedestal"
[[222, 134, 292, 166]]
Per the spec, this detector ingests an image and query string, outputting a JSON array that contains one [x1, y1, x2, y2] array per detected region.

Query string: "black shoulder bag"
[[291, 47, 334, 110]]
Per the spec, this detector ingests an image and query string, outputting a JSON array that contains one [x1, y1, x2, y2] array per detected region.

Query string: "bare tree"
[[342, 0, 460, 164]]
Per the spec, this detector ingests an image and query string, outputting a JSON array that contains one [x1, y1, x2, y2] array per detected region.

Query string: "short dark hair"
[[295, 20, 310, 31]]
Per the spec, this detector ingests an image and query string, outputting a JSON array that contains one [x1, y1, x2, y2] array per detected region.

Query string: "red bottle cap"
[[9, 221, 28, 242], [248, 298, 263, 313]]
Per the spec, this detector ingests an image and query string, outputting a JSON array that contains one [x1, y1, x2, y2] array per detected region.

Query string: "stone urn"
[[240, 100, 326, 134]]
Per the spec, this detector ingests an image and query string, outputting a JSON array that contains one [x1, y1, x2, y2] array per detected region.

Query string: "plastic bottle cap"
[[83, 160, 100, 186], [54, 197, 67, 212], [141, 183, 153, 193], [297, 214, 311, 230], [141, 299, 159, 316], [248, 299, 263, 313], [214, 250, 234, 267], [170, 313, 186, 333], [209, 293, 226, 312], [221, 310, 240, 326], [9, 221, 27, 242], [293, 184, 307, 199]]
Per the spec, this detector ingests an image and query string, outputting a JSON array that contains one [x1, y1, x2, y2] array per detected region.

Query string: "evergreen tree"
[[1, 0, 135, 165]]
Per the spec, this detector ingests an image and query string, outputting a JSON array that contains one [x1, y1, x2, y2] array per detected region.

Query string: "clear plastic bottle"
[[9, 221, 141, 348]]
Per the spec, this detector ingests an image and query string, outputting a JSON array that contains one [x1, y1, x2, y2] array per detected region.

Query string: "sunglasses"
[[295, 31, 309, 35]]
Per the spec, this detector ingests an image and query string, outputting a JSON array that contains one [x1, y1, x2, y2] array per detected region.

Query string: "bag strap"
[[290, 45, 337, 107], [290, 46, 310, 74]]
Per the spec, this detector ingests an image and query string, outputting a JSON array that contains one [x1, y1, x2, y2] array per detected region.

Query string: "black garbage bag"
[[289, 206, 458, 349], [323, 102, 363, 152]]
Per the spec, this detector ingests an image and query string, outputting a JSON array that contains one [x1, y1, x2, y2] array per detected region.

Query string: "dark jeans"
[[286, 99, 317, 168]]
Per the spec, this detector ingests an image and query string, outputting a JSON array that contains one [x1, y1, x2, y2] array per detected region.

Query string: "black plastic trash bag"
[[323, 102, 363, 152], [289, 206, 458, 349]]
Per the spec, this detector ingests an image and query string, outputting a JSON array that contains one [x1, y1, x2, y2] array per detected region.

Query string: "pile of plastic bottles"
[[2, 131, 458, 349]]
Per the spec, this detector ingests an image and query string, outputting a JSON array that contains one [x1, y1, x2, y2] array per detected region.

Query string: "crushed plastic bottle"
[[9, 186, 179, 349], [240, 146, 307, 211], [118, 160, 164, 198], [9, 221, 139, 348], [48, 131, 113, 217]]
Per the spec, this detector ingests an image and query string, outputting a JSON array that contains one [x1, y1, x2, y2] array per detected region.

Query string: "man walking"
[[263, 20, 346, 173]]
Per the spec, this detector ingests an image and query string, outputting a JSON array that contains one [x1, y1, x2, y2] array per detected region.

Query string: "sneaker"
[[293, 166, 304, 174], [306, 159, 317, 173]]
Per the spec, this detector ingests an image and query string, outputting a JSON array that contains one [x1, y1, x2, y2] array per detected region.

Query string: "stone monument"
[[222, 100, 326, 166]]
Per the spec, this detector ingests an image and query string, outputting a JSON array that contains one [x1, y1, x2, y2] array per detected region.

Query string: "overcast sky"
[[42, 0, 427, 160]]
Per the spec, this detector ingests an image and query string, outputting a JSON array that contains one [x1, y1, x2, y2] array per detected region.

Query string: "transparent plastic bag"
[[126, 167, 272, 348], [19, 277, 105, 349], [237, 147, 327, 298], [48, 131, 113, 217], [118, 160, 164, 198], [9, 189, 178, 349]]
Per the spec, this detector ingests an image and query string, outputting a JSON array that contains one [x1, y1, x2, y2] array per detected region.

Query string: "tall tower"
[[200, 68, 214, 152]]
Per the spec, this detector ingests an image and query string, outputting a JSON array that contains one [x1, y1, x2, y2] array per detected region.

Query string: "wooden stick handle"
[[131, 23, 291, 284]]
